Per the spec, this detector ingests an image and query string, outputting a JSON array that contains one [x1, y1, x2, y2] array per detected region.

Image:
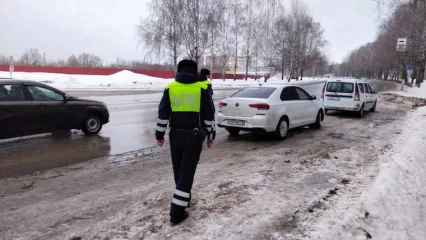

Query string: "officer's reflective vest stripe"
[[166, 81, 207, 112]]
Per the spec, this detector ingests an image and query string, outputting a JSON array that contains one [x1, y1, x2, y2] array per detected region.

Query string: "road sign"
[[396, 38, 407, 52], [407, 64, 414, 71]]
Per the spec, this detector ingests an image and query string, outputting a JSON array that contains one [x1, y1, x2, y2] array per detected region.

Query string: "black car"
[[0, 79, 109, 139]]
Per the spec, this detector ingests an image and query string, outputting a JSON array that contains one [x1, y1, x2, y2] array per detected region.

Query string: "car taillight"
[[249, 103, 270, 110], [320, 83, 326, 101], [355, 91, 360, 101], [218, 102, 227, 112]]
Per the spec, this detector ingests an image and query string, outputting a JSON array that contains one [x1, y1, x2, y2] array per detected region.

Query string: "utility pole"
[[43, 52, 46, 66]]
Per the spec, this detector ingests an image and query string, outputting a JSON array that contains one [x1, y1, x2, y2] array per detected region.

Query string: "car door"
[[357, 83, 367, 107], [25, 85, 69, 131], [363, 83, 372, 108], [280, 86, 304, 127], [295, 87, 317, 125], [366, 84, 377, 104], [0, 84, 37, 138]]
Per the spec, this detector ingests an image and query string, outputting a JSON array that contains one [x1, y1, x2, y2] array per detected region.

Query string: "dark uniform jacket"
[[155, 68, 216, 141]]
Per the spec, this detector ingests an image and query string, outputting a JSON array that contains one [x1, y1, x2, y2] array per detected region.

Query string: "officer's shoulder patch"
[[196, 81, 208, 90]]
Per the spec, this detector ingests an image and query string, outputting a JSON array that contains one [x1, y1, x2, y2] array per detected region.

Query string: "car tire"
[[310, 111, 323, 129], [82, 115, 103, 135], [226, 128, 240, 136], [357, 104, 365, 118], [275, 117, 289, 140], [370, 101, 377, 112]]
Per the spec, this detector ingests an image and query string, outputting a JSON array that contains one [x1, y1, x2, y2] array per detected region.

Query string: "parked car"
[[216, 85, 325, 139], [320, 79, 378, 117], [0, 79, 109, 139]]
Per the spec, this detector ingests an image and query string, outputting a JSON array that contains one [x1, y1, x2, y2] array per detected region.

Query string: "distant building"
[[228, 56, 252, 73]]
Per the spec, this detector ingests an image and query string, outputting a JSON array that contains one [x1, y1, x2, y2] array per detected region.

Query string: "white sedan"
[[216, 84, 325, 139]]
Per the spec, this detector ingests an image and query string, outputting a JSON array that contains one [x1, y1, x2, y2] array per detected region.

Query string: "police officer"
[[155, 59, 216, 224], [199, 68, 213, 96]]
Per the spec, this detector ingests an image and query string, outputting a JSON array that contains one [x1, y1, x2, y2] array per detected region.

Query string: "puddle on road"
[[0, 89, 239, 179], [0, 134, 111, 179]]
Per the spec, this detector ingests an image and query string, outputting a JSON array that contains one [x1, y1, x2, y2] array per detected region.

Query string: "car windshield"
[[326, 82, 354, 93], [231, 87, 276, 99]]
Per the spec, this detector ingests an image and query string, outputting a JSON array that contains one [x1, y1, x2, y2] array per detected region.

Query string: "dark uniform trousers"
[[169, 128, 205, 219]]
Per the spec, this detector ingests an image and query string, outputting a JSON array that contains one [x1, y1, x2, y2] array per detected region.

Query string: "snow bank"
[[0, 70, 174, 90], [0, 71, 327, 91], [309, 106, 426, 240], [388, 84, 426, 99]]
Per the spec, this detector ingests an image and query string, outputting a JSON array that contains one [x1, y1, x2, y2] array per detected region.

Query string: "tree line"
[[332, 0, 426, 86], [0, 48, 174, 71], [137, 0, 329, 81]]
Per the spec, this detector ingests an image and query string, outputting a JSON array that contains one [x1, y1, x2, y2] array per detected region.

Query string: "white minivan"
[[321, 79, 378, 118]]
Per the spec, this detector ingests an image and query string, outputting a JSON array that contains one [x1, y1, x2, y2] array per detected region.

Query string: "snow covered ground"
[[0, 70, 326, 91], [304, 88, 426, 240], [398, 84, 426, 99], [3, 86, 426, 240]]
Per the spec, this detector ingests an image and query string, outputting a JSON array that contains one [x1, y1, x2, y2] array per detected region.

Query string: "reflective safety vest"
[[200, 80, 211, 87], [166, 81, 207, 112]]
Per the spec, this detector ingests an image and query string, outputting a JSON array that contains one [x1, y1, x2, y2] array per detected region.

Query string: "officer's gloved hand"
[[207, 130, 215, 148], [157, 140, 165, 147], [207, 140, 214, 148]]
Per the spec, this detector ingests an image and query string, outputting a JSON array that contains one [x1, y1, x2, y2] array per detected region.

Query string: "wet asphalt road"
[[0, 80, 397, 179]]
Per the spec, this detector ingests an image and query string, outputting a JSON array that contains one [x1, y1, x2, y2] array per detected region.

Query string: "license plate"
[[327, 97, 340, 101], [227, 119, 245, 126]]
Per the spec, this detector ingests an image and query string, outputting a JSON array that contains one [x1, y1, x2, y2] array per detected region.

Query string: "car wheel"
[[226, 128, 240, 136], [82, 115, 103, 135], [275, 117, 289, 140], [310, 111, 323, 129], [370, 101, 377, 112], [357, 104, 365, 118]]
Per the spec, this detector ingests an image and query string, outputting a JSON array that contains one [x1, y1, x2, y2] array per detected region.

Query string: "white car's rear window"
[[231, 87, 276, 99], [326, 82, 354, 93]]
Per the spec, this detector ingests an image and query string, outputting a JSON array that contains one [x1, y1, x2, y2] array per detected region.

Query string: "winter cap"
[[200, 68, 211, 76], [177, 59, 198, 72]]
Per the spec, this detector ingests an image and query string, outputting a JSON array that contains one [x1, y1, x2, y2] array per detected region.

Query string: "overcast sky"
[[0, 0, 383, 64]]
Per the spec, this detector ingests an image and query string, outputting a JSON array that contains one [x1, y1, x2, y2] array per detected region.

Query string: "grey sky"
[[0, 0, 382, 64]]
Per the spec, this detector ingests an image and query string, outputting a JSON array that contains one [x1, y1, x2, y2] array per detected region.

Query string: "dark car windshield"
[[231, 87, 276, 99], [326, 82, 354, 93]]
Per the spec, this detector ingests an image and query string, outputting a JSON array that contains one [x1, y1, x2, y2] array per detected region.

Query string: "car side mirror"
[[64, 95, 71, 102], [310, 95, 317, 100]]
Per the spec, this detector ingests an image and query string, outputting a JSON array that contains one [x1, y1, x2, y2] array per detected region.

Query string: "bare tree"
[[20, 48, 43, 66], [137, 0, 184, 69], [216, 1, 233, 80], [270, 0, 326, 81], [0, 55, 10, 65], [337, 0, 426, 85], [67, 53, 102, 67], [177, 0, 214, 64]]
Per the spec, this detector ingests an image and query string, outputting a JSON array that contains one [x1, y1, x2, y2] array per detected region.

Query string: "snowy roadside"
[[387, 83, 426, 99], [0, 70, 327, 92], [1, 93, 423, 240], [304, 103, 426, 239]]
